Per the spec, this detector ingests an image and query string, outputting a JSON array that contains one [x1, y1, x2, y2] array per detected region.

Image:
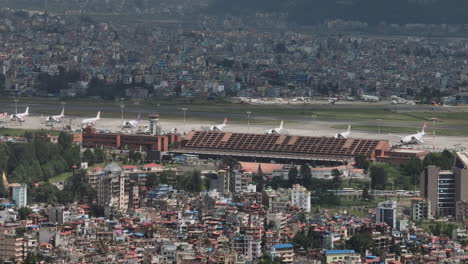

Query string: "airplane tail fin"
[[280, 121, 284, 129], [96, 111, 101, 119], [422, 122, 427, 135], [60, 108, 65, 116], [347, 125, 351, 132], [25, 107, 29, 114], [137, 113, 141, 122], [223, 117, 227, 126]]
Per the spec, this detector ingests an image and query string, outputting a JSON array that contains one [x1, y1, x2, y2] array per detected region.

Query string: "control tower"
[[148, 113, 162, 136]]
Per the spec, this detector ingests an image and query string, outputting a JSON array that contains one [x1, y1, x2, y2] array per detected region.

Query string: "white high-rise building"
[[290, 184, 311, 213], [10, 184, 27, 208], [376, 200, 398, 228]]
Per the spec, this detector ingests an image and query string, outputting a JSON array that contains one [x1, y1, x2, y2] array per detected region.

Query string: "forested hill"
[[208, 0, 468, 25]]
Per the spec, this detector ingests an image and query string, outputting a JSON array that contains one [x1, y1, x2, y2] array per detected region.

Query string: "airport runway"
[[2, 101, 468, 131]]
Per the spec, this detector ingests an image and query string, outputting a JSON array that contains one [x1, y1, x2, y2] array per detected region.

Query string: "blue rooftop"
[[133, 232, 145, 237], [325, 250, 356, 255], [273, 244, 294, 249]]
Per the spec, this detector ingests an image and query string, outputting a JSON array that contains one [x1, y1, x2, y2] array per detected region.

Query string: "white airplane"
[[334, 125, 351, 139], [10, 107, 29, 122], [81, 111, 101, 126], [45, 108, 65, 122], [394, 123, 427, 144], [266, 121, 285, 135], [123, 114, 141, 128], [203, 118, 227, 132], [362, 95, 380, 102]]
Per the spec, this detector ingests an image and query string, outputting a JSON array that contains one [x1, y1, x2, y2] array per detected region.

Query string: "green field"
[[0, 128, 62, 137]]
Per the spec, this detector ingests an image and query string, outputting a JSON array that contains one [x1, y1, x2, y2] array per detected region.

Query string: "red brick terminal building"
[[81, 127, 182, 151]]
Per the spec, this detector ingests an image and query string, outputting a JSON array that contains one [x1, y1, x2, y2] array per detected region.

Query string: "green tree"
[[83, 149, 96, 166], [58, 132, 73, 150], [18, 207, 33, 220], [347, 232, 373, 257], [146, 173, 158, 189], [219, 157, 240, 172], [132, 152, 143, 164], [355, 154, 370, 170], [331, 169, 343, 189], [94, 148, 105, 163], [62, 145, 81, 168], [159, 170, 174, 185], [362, 186, 371, 200], [191, 170, 203, 192], [300, 164, 312, 187], [0, 73, 5, 90], [423, 150, 454, 170], [288, 166, 298, 185], [253, 164, 265, 192], [292, 230, 310, 250]]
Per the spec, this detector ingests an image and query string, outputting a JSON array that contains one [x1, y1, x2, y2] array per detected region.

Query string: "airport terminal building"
[[171, 131, 390, 165], [81, 127, 182, 152]]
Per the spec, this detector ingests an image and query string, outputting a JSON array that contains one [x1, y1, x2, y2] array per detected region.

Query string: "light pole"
[[246, 111, 251, 132], [377, 118, 383, 135], [120, 102, 125, 130], [430, 117, 438, 150], [181, 108, 188, 132], [13, 98, 18, 114]]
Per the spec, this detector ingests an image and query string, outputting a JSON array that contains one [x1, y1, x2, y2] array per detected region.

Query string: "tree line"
[[0, 131, 80, 185], [209, 0, 468, 25]]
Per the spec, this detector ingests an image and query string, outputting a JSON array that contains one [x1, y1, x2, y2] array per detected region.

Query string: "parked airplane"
[[81, 111, 101, 126], [0, 112, 7, 120], [203, 118, 227, 131], [361, 95, 380, 102], [266, 121, 285, 134], [10, 107, 29, 122], [45, 108, 65, 122], [334, 125, 351, 139], [394, 123, 427, 144], [123, 114, 141, 128]]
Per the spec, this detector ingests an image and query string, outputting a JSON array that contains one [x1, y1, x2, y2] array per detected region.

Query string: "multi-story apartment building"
[[290, 184, 311, 212], [0, 228, 24, 261], [231, 235, 262, 262], [411, 198, 432, 221], [97, 163, 128, 212], [229, 170, 253, 193]]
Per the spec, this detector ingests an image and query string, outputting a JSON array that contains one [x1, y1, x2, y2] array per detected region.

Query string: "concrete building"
[[421, 167, 456, 217], [10, 184, 27, 208], [420, 152, 468, 219], [376, 200, 397, 228], [231, 235, 262, 262], [229, 170, 253, 193], [48, 205, 66, 225], [325, 250, 360, 264], [270, 244, 294, 263], [97, 163, 128, 213], [0, 228, 24, 261], [290, 184, 311, 212], [411, 198, 432, 221]]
